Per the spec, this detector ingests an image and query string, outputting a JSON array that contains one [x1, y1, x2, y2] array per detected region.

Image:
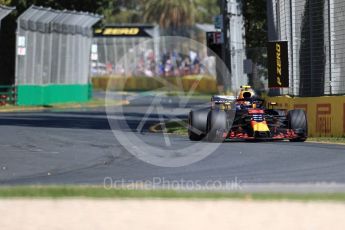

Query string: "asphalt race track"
[[1, 92, 345, 192]]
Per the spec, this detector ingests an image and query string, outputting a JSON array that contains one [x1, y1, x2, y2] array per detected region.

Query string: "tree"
[[194, 0, 219, 24], [101, 0, 141, 24], [0, 0, 11, 5], [6, 0, 108, 15], [243, 0, 267, 48], [242, 0, 268, 91], [142, 0, 196, 35]]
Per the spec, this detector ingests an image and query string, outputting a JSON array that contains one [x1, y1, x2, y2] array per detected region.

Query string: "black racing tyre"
[[287, 109, 308, 142], [206, 110, 228, 143], [188, 110, 208, 141], [275, 110, 286, 116]]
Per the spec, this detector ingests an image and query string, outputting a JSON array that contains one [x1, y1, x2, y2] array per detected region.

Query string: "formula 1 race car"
[[188, 86, 308, 142]]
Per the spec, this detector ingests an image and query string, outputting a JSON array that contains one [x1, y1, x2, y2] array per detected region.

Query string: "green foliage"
[[195, 0, 220, 24], [142, 0, 196, 28], [2, 0, 219, 24], [0, 0, 11, 5], [7, 0, 107, 14], [243, 0, 267, 48], [103, 9, 141, 24], [242, 0, 268, 88], [1, 0, 266, 33]]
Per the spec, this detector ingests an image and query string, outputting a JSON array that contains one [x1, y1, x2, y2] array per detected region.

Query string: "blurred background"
[[0, 0, 267, 106], [1, 0, 345, 103]]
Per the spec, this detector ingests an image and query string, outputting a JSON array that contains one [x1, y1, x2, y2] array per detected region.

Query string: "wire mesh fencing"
[[92, 24, 271, 94], [92, 29, 268, 95], [92, 34, 219, 79], [93, 36, 154, 77], [268, 0, 345, 96], [91, 25, 159, 77]]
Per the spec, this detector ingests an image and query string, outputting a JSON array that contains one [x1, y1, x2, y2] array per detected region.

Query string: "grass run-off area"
[[0, 98, 125, 112], [161, 121, 345, 144], [1, 186, 345, 201]]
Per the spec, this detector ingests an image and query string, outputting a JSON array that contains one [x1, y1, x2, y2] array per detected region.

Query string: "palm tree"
[[142, 0, 196, 35]]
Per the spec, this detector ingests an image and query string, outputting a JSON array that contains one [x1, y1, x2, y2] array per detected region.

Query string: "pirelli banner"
[[94, 25, 154, 37], [267, 41, 289, 88]]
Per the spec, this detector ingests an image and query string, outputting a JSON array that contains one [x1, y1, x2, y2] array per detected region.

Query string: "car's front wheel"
[[188, 110, 208, 141], [206, 110, 228, 143]]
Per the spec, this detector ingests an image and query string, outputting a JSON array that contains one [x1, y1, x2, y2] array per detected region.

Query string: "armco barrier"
[[265, 95, 345, 137], [92, 75, 218, 94]]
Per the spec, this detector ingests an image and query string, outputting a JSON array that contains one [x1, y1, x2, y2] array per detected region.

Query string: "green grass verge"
[[164, 121, 188, 135], [307, 137, 345, 144], [1, 186, 345, 201], [50, 98, 122, 109], [0, 98, 124, 112]]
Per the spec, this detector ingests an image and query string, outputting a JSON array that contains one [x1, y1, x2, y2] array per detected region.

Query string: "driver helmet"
[[237, 86, 258, 109], [238, 85, 256, 100]]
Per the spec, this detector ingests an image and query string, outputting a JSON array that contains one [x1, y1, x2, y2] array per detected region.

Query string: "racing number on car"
[[316, 104, 331, 134]]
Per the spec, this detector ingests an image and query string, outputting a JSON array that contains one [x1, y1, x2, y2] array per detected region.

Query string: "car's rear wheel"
[[206, 110, 228, 142], [288, 109, 308, 142], [188, 110, 208, 141]]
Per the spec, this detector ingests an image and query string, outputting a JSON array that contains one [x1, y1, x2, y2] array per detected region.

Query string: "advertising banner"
[[94, 26, 154, 37], [267, 41, 289, 88]]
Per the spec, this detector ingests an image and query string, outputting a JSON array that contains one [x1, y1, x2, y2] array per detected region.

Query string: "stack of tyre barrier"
[[92, 75, 218, 94]]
